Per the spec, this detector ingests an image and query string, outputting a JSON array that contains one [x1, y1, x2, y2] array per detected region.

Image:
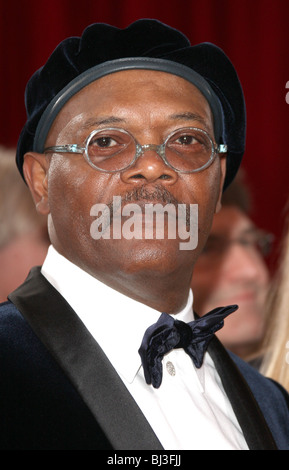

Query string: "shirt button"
[[166, 361, 176, 376]]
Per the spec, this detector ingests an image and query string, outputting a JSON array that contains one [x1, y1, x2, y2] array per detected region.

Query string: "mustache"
[[106, 185, 192, 226], [121, 185, 181, 206]]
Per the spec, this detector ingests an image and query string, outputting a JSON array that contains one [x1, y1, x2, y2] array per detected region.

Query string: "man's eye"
[[168, 131, 208, 152], [92, 136, 117, 147], [175, 135, 196, 145], [238, 238, 252, 246]]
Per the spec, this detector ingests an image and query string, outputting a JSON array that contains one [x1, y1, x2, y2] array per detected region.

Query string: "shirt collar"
[[41, 245, 194, 383]]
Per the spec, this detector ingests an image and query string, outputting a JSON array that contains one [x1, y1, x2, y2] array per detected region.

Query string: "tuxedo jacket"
[[1, 267, 289, 450]]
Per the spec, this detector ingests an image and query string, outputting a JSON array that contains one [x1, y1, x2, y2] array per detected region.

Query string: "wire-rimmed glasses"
[[44, 126, 227, 174]]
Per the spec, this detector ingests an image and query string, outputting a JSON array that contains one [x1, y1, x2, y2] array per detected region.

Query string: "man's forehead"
[[51, 70, 214, 135], [61, 68, 211, 101]]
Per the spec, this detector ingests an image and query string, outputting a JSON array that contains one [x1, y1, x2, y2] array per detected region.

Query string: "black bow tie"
[[138, 305, 238, 388]]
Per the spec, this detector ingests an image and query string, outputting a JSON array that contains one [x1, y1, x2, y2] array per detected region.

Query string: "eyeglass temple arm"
[[43, 144, 85, 154]]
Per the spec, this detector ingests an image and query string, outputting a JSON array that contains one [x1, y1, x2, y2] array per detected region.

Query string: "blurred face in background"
[[191, 205, 271, 360]]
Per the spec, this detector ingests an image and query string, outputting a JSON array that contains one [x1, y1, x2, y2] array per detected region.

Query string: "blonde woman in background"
[[260, 202, 289, 391]]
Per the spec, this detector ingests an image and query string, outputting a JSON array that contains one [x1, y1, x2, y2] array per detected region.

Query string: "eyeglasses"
[[202, 230, 275, 258], [43, 127, 227, 174]]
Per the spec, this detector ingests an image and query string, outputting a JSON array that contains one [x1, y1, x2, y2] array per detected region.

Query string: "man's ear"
[[23, 152, 50, 215], [215, 155, 227, 214]]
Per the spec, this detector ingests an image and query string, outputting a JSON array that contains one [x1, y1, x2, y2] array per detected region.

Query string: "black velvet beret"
[[16, 19, 246, 189]]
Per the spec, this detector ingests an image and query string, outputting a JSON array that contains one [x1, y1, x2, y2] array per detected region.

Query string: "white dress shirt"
[[41, 245, 248, 450]]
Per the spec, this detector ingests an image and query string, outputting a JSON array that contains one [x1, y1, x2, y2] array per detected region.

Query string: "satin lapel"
[[208, 336, 277, 450], [8, 267, 163, 451]]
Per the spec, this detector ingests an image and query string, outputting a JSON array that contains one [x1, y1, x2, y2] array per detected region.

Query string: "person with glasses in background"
[[1, 20, 289, 450], [191, 170, 273, 364]]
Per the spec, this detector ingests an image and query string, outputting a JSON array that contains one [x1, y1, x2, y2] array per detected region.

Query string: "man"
[[1, 20, 289, 450], [191, 173, 271, 362]]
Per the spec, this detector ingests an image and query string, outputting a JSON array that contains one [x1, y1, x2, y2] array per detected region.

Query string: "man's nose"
[[120, 147, 178, 185]]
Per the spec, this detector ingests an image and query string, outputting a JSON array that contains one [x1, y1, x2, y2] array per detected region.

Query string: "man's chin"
[[106, 237, 196, 272]]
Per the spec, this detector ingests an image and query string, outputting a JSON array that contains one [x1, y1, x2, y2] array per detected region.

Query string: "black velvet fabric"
[[16, 19, 246, 189], [0, 301, 113, 450]]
